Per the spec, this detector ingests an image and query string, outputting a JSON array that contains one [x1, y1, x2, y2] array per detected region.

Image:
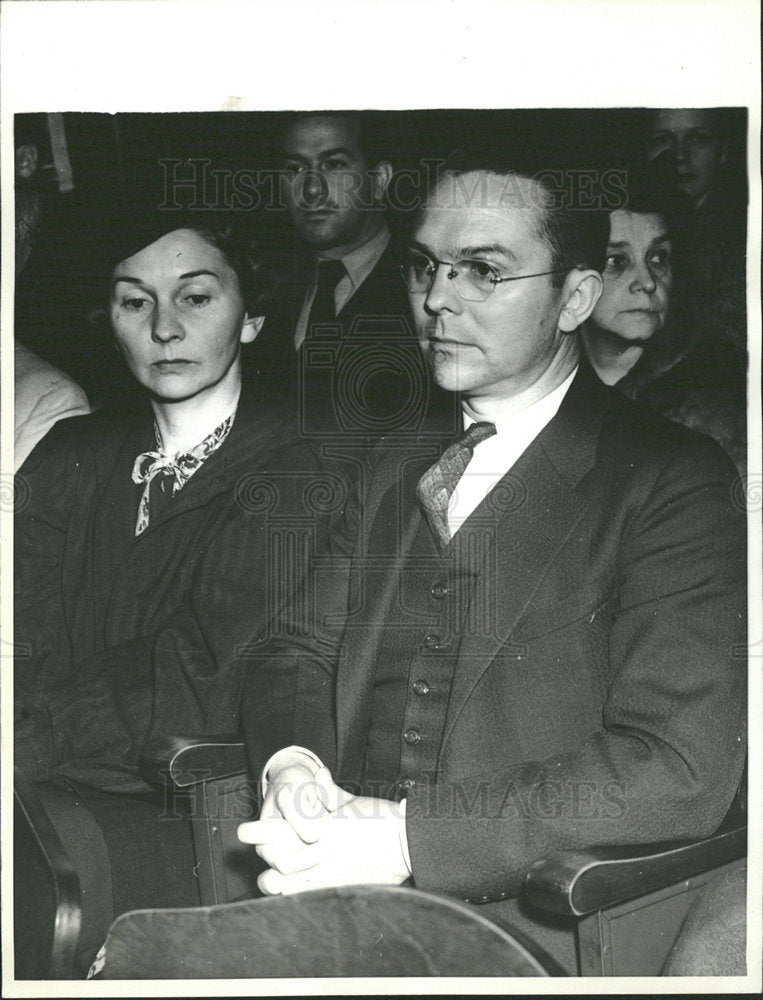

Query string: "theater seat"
[[13, 767, 202, 979], [140, 736, 748, 977], [13, 739, 746, 980], [524, 773, 747, 976], [100, 884, 564, 978], [14, 771, 81, 979]]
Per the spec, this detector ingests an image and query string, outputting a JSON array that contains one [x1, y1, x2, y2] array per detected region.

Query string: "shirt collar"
[[462, 366, 578, 438], [316, 223, 390, 292]]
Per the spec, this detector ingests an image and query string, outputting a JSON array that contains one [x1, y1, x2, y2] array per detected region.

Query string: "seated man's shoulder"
[[16, 401, 133, 476], [15, 344, 90, 433]]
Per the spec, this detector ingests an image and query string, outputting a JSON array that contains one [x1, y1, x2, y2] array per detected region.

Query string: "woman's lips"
[[152, 359, 195, 371]]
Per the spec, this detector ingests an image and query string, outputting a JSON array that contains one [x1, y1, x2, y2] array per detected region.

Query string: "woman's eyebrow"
[[606, 234, 670, 251], [112, 269, 220, 287], [111, 275, 146, 288], [177, 269, 220, 281]]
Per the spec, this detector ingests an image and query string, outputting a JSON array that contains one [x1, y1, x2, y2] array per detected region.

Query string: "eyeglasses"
[[400, 249, 567, 302]]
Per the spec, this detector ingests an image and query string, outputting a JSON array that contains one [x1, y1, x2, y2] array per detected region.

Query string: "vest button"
[[422, 634, 442, 649], [397, 777, 415, 791], [430, 582, 448, 600], [412, 679, 430, 696], [404, 728, 421, 745]]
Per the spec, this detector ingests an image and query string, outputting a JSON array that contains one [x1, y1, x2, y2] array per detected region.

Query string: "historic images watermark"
[[158, 771, 629, 823], [159, 157, 631, 215]]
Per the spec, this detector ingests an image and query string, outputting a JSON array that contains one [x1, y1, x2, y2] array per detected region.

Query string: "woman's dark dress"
[[14, 377, 344, 970]]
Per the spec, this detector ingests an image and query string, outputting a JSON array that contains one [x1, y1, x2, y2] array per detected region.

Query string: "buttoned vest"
[[361, 477, 499, 800]]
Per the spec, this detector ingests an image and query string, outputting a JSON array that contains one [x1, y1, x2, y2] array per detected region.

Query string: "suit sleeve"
[[14, 417, 92, 710], [240, 465, 364, 782], [405, 441, 747, 900]]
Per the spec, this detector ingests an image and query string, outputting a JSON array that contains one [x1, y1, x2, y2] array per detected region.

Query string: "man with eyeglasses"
[[239, 163, 746, 971]]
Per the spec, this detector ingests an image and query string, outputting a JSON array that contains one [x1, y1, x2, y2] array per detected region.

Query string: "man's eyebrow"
[[408, 240, 519, 262], [459, 243, 519, 262], [283, 146, 354, 161]]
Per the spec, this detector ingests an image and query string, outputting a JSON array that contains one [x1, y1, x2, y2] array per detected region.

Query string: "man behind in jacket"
[[239, 159, 747, 970], [256, 111, 442, 440]]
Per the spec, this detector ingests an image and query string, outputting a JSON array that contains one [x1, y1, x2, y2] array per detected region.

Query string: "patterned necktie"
[[131, 414, 234, 536], [416, 421, 497, 547], [304, 259, 347, 341]]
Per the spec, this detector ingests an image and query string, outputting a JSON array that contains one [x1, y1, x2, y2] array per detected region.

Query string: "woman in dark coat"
[[581, 167, 745, 473], [14, 216, 344, 970]]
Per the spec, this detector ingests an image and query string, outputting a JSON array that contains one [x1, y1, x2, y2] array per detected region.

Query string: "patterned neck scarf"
[[131, 413, 235, 536]]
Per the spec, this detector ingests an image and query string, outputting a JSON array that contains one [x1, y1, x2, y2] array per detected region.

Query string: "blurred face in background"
[[280, 116, 390, 255], [592, 210, 672, 343], [646, 109, 725, 207]]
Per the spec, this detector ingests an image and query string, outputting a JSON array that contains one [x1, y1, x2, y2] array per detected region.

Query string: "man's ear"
[[558, 270, 603, 333], [16, 143, 39, 180], [371, 161, 393, 203], [240, 315, 266, 344]]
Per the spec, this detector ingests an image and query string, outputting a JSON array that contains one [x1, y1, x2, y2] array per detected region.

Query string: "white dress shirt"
[[448, 368, 577, 536], [294, 224, 392, 349]]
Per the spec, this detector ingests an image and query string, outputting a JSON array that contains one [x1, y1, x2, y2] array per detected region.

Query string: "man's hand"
[[238, 766, 411, 895], [258, 755, 333, 824]]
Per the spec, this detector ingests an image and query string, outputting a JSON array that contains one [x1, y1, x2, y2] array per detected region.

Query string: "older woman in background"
[[582, 167, 745, 473]]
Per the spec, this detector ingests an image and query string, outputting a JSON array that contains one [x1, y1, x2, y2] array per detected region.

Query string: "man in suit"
[[256, 112, 438, 439], [239, 162, 746, 971]]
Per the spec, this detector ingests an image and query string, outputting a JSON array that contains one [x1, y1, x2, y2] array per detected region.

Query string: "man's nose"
[[300, 169, 327, 205], [151, 304, 184, 343], [423, 262, 461, 314], [674, 136, 690, 164]]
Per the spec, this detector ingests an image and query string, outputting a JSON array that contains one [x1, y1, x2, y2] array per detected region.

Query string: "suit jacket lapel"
[[336, 364, 610, 770], [441, 364, 606, 749]]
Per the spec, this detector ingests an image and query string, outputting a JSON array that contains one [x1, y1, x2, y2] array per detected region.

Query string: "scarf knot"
[[131, 413, 234, 536]]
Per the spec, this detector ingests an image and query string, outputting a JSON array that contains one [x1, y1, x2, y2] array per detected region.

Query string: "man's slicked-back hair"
[[429, 150, 609, 287], [280, 110, 392, 168]]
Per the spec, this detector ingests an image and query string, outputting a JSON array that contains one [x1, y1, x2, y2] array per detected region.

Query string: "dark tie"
[[305, 259, 347, 341], [416, 421, 497, 547]]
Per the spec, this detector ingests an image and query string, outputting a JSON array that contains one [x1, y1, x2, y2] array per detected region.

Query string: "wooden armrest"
[[140, 736, 247, 789], [524, 813, 747, 918], [14, 770, 82, 978]]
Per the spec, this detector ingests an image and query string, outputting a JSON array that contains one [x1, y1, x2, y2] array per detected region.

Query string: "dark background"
[[14, 108, 748, 406]]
